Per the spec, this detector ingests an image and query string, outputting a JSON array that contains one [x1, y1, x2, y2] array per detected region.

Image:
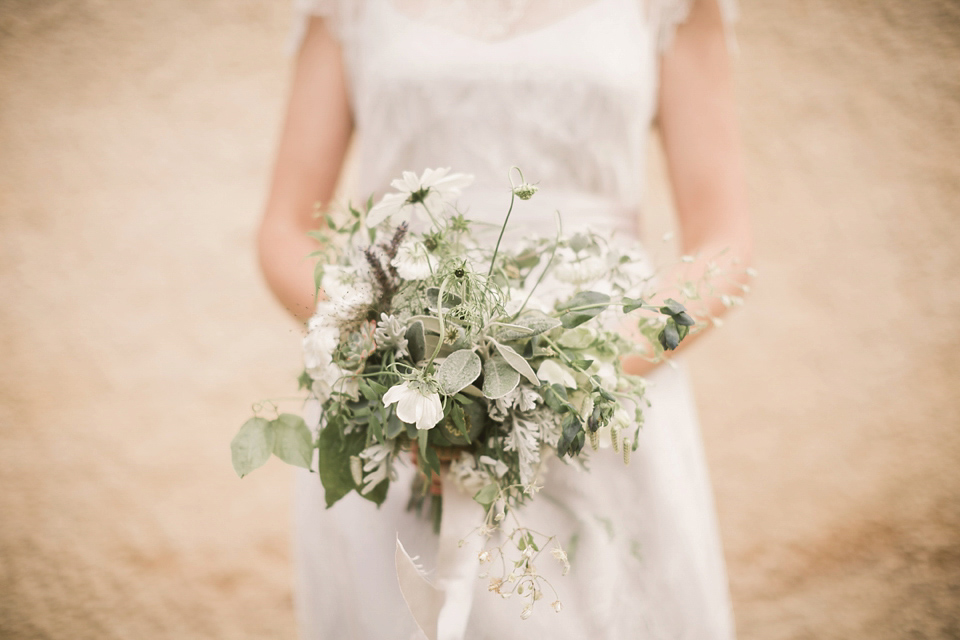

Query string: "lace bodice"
[[292, 0, 735, 238]]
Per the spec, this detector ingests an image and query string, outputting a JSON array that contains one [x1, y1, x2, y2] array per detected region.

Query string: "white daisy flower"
[[366, 168, 474, 227], [383, 381, 444, 430], [391, 240, 435, 280]]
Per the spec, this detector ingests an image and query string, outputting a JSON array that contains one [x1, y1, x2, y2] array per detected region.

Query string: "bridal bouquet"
[[232, 167, 698, 615]]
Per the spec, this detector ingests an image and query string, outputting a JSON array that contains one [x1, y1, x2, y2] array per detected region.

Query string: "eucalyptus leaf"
[[437, 349, 482, 395], [271, 414, 313, 469], [492, 341, 540, 386], [230, 417, 275, 478], [482, 354, 521, 399]]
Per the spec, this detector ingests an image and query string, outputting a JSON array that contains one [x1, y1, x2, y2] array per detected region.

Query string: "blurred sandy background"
[[1, 1, 959, 638]]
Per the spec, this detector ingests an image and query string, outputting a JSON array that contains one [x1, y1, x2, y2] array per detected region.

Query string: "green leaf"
[[473, 483, 499, 511], [558, 413, 584, 457], [544, 383, 568, 413], [621, 297, 645, 313], [369, 411, 384, 444], [492, 341, 540, 386], [481, 353, 521, 399], [437, 349, 482, 395], [297, 370, 312, 391], [557, 291, 610, 328], [658, 319, 680, 351], [450, 403, 469, 439], [385, 411, 405, 439], [673, 311, 696, 327], [659, 298, 687, 317], [271, 414, 313, 469], [557, 327, 596, 350], [677, 323, 690, 342], [313, 262, 325, 293], [230, 417, 275, 478], [317, 423, 357, 508], [498, 310, 563, 342], [405, 321, 426, 363], [360, 479, 389, 507]]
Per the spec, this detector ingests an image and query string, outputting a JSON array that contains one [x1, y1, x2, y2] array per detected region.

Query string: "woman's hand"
[[619, 0, 753, 375], [258, 17, 354, 323]]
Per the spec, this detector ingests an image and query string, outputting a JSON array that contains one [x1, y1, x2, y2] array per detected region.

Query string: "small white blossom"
[[513, 183, 538, 200], [520, 605, 533, 621], [552, 600, 563, 613], [366, 168, 474, 227], [391, 240, 435, 280], [383, 381, 443, 430]]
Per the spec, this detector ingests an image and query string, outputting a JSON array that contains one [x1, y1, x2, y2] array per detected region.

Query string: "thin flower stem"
[[486, 167, 524, 278]]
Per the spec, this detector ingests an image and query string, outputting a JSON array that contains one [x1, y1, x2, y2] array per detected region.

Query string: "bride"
[[257, 0, 752, 638]]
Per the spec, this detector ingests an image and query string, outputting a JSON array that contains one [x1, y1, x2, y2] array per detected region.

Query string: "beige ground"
[[1, 1, 958, 638]]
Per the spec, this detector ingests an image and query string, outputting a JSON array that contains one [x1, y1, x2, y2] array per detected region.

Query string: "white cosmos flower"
[[391, 240, 435, 280], [366, 168, 474, 227], [383, 381, 444, 430]]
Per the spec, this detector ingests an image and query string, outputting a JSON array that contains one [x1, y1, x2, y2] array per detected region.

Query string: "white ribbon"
[[396, 468, 485, 640]]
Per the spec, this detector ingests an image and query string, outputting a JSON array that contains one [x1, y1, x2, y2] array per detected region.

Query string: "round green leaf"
[[230, 417, 275, 478], [271, 413, 313, 469]]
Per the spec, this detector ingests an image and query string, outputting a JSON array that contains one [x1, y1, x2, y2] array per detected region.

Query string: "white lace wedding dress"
[[290, 1, 738, 638]]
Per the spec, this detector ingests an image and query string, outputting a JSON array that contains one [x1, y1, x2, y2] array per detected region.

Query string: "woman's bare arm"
[[258, 17, 353, 323], [623, 0, 752, 375]]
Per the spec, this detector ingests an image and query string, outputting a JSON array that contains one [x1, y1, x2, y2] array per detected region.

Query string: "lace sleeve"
[[652, 0, 739, 54], [287, 0, 358, 53]]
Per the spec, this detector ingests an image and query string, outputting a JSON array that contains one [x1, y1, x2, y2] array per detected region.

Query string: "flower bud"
[[513, 184, 539, 200]]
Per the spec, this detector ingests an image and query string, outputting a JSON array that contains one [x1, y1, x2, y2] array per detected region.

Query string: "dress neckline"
[[376, 0, 638, 49]]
